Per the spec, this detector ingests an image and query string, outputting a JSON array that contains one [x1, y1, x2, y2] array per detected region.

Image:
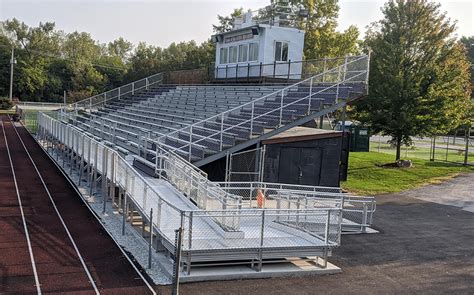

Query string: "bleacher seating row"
[[71, 83, 365, 164]]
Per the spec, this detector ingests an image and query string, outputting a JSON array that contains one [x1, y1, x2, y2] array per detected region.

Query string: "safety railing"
[[38, 112, 343, 257], [64, 72, 164, 116], [216, 182, 376, 232], [210, 56, 360, 82], [155, 143, 243, 230], [158, 54, 370, 161]]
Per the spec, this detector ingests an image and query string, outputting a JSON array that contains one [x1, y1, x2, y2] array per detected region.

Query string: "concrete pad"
[[180, 259, 341, 283]]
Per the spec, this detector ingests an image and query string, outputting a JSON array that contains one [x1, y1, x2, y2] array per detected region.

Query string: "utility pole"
[[9, 46, 15, 101]]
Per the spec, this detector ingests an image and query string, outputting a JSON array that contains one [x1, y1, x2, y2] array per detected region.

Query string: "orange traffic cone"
[[256, 189, 265, 208]]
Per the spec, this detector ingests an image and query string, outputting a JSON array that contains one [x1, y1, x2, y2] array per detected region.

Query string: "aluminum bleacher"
[[46, 54, 374, 275], [63, 55, 369, 167]]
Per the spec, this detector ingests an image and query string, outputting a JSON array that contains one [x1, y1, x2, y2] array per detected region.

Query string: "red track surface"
[[0, 116, 153, 294]]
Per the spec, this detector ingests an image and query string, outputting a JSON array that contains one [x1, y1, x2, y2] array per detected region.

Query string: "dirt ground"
[[158, 174, 474, 294]]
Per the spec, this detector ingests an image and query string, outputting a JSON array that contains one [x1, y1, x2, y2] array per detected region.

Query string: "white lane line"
[[1, 120, 42, 295], [30, 124, 157, 295], [11, 122, 100, 295]]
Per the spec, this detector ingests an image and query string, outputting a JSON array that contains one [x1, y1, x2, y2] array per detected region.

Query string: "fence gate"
[[225, 147, 265, 182]]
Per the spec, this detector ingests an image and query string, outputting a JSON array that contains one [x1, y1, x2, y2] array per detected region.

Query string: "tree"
[[352, 0, 472, 161], [213, 8, 244, 33], [460, 36, 473, 98], [292, 0, 361, 58]]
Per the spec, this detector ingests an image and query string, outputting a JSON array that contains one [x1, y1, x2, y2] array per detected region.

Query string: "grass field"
[[370, 141, 474, 163], [342, 151, 474, 195]]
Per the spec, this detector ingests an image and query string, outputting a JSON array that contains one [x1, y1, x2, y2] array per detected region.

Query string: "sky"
[[0, 0, 472, 48]]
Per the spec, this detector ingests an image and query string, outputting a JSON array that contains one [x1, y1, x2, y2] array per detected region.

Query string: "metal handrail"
[[157, 54, 370, 159], [66, 72, 164, 113]]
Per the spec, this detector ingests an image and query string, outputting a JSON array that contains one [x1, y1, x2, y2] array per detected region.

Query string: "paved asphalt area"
[[158, 174, 474, 294]]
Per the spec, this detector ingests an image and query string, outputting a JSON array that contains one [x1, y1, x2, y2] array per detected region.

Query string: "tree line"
[[0, 0, 472, 162], [0, 19, 214, 102]]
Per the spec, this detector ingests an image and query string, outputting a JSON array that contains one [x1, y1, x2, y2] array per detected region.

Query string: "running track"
[[0, 116, 154, 294]]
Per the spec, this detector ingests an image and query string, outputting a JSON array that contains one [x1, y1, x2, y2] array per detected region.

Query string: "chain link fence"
[[370, 131, 473, 166]]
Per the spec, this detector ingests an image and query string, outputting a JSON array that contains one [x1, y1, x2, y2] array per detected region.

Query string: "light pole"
[[9, 46, 16, 101]]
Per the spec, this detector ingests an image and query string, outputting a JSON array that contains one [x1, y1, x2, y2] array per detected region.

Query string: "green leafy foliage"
[[0, 19, 215, 103], [352, 0, 472, 161], [0, 97, 13, 110]]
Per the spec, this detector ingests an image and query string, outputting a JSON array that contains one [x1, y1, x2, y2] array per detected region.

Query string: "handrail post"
[[132, 83, 135, 95], [250, 102, 254, 136], [148, 207, 153, 269], [187, 211, 193, 274], [188, 126, 193, 162], [219, 113, 224, 151], [325, 210, 331, 244], [279, 90, 284, 127], [146, 78, 149, 90]]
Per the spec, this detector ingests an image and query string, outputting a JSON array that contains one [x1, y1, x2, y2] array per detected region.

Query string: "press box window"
[[238, 44, 248, 62], [275, 41, 289, 62], [220, 47, 228, 64], [249, 43, 259, 61], [229, 46, 238, 63]]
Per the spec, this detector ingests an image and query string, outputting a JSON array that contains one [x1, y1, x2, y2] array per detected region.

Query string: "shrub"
[[0, 98, 13, 110]]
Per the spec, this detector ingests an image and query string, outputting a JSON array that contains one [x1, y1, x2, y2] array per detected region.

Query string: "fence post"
[[362, 203, 368, 233], [445, 136, 449, 161], [122, 191, 128, 235], [307, 77, 313, 115], [258, 210, 265, 272], [464, 128, 470, 165]]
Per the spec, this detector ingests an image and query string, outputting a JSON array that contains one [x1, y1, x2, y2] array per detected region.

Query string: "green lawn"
[[370, 142, 474, 163], [342, 151, 474, 195]]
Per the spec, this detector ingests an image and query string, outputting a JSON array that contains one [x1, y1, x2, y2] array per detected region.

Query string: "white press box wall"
[[214, 23, 305, 79]]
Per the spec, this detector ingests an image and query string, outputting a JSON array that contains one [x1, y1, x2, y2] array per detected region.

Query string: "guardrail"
[[158, 54, 370, 161], [37, 112, 343, 273], [65, 72, 164, 115], [210, 56, 359, 82], [155, 143, 243, 230], [216, 181, 376, 233], [16, 101, 66, 108]]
